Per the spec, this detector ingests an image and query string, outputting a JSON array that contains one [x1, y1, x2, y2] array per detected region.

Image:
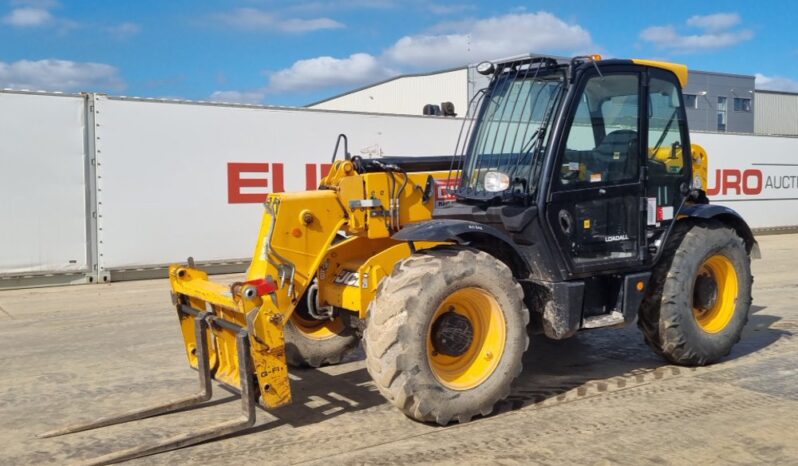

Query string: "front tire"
[[639, 221, 753, 365], [364, 247, 529, 425]]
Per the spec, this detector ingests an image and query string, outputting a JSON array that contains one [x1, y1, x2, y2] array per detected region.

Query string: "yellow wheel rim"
[[692, 254, 739, 334], [427, 287, 507, 391], [291, 282, 345, 340], [291, 314, 346, 340]]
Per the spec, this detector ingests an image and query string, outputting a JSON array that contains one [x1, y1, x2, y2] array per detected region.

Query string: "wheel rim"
[[291, 314, 346, 340], [427, 287, 507, 391], [291, 284, 345, 340], [692, 254, 739, 334]]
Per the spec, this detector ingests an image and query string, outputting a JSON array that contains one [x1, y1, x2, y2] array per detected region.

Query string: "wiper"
[[508, 125, 546, 182], [518, 128, 541, 155], [650, 108, 678, 156]]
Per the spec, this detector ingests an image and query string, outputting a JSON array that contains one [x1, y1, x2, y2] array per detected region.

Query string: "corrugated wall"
[[310, 69, 469, 116], [755, 91, 798, 136]]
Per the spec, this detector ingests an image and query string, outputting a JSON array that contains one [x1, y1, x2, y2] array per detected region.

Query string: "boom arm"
[[170, 159, 452, 408]]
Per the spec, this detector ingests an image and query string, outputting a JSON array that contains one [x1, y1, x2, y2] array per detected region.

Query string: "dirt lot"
[[1, 234, 797, 465]]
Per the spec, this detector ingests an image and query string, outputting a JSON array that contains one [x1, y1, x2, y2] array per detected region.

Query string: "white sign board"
[[0, 92, 88, 275], [692, 132, 798, 229], [94, 97, 463, 269]]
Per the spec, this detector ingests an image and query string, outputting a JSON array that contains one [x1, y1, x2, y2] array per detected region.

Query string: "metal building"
[[309, 68, 468, 116], [754, 90, 798, 136], [309, 61, 758, 134], [682, 70, 755, 134]]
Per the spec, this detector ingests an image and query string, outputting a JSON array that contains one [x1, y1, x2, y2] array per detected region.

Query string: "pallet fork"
[[38, 313, 257, 465]]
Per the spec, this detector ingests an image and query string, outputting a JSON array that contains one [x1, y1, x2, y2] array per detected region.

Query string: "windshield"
[[456, 68, 565, 198]]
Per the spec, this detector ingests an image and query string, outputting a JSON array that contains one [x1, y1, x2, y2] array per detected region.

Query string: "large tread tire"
[[639, 220, 753, 366], [364, 247, 529, 425], [285, 282, 359, 368]]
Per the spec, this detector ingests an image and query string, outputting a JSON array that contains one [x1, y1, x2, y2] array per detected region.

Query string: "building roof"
[[307, 57, 757, 108], [306, 66, 467, 107], [755, 88, 798, 96]]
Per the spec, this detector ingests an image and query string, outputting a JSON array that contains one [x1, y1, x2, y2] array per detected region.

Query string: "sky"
[[1, 0, 798, 107]]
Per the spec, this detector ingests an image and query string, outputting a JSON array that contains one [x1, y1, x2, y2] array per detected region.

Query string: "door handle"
[[598, 188, 607, 195]]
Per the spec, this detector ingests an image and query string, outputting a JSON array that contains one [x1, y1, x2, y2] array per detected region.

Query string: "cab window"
[[647, 77, 686, 176], [559, 74, 640, 187], [646, 75, 689, 223]]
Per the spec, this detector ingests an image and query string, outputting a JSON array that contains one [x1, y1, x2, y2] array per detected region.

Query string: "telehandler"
[[43, 55, 757, 464]]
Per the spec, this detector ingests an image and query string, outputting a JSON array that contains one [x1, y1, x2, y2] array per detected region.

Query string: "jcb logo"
[[706, 169, 763, 196]]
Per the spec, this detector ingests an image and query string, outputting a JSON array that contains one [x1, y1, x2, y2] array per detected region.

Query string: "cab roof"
[[490, 55, 689, 88], [631, 59, 688, 87]]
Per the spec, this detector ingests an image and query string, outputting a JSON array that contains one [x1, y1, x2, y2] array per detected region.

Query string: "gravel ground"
[[1, 234, 796, 465]]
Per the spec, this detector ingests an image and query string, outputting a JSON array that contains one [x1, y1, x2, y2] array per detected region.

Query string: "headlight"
[[484, 171, 510, 192]]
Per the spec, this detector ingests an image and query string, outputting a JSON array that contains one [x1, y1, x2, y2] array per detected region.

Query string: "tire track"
[[168, 345, 794, 465], [0, 302, 13, 319], [29, 330, 797, 464], [305, 384, 783, 465]]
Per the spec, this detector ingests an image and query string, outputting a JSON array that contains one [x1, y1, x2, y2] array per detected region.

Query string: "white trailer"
[[1, 90, 796, 288]]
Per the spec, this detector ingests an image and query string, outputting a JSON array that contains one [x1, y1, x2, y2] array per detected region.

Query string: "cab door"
[[643, 69, 692, 264], [545, 69, 645, 275]]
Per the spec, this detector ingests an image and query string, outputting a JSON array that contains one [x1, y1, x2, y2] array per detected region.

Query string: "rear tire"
[[364, 247, 529, 425], [639, 221, 752, 365], [285, 281, 358, 368]]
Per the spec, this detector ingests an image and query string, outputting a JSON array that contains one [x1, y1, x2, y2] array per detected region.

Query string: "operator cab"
[[439, 55, 693, 282]]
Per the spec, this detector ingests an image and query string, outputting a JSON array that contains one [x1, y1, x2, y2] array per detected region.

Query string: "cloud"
[[106, 22, 140, 39], [2, 7, 53, 27], [212, 8, 343, 33], [755, 73, 798, 93], [217, 10, 596, 101], [2, 2, 79, 32], [384, 12, 593, 68], [640, 26, 753, 52], [268, 53, 392, 92], [209, 90, 267, 104], [686, 12, 740, 32], [0, 59, 124, 92], [427, 3, 475, 15], [640, 12, 753, 53], [209, 53, 392, 102]]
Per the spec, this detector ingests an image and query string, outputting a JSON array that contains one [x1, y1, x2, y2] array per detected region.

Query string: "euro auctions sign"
[[695, 133, 798, 201], [706, 168, 798, 197], [227, 161, 458, 206], [227, 162, 331, 204], [692, 132, 798, 229]]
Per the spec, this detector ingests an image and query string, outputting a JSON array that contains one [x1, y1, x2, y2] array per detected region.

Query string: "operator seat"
[[593, 129, 638, 182]]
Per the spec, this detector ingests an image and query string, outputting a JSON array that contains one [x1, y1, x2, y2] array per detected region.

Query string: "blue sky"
[[1, 0, 797, 106]]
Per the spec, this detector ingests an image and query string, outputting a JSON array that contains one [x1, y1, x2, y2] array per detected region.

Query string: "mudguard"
[[393, 219, 532, 275], [680, 203, 761, 259]]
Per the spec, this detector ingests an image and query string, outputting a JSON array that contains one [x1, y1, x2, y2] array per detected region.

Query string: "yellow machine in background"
[[649, 143, 708, 191]]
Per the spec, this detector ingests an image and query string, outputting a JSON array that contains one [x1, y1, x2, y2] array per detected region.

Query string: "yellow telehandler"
[[42, 56, 758, 464]]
